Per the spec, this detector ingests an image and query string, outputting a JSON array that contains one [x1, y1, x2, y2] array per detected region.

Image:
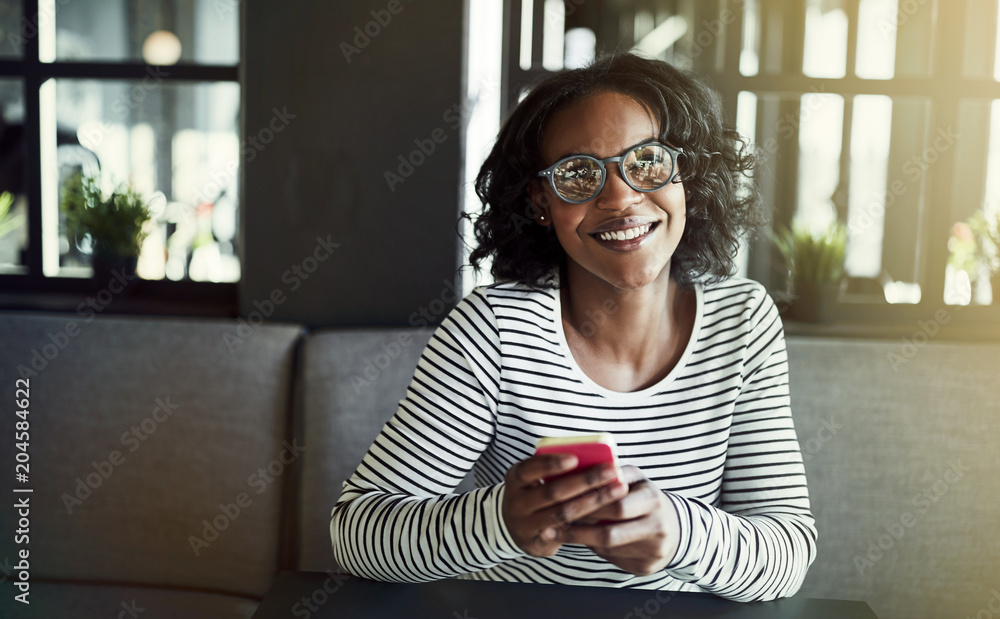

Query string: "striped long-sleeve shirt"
[[330, 276, 817, 602]]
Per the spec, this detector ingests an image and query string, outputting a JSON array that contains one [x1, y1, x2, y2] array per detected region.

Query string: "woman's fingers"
[[617, 464, 645, 485], [561, 513, 663, 550], [507, 453, 578, 489], [524, 478, 629, 555], [553, 475, 682, 576], [579, 478, 661, 523], [529, 462, 621, 507], [507, 460, 680, 574], [503, 456, 630, 556], [539, 477, 629, 529], [572, 466, 654, 525]]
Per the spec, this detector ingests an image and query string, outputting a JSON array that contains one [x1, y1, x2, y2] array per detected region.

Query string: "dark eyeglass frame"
[[536, 141, 682, 204]]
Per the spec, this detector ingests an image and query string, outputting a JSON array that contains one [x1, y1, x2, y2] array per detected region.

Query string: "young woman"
[[331, 53, 816, 602]]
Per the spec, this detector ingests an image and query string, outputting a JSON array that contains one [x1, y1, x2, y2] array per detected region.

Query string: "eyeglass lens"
[[551, 144, 674, 202]]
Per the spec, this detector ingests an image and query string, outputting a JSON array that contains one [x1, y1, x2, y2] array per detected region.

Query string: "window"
[[489, 0, 1000, 332], [0, 0, 241, 314], [724, 0, 1000, 323]]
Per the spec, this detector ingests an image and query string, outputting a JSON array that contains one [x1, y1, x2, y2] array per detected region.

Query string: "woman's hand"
[[558, 465, 681, 576], [502, 454, 629, 557]]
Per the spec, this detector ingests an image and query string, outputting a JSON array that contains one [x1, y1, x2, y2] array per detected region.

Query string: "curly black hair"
[[466, 53, 767, 288]]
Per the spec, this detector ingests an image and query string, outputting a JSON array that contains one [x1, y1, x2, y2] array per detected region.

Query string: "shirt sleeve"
[[661, 285, 818, 601], [330, 288, 525, 581]]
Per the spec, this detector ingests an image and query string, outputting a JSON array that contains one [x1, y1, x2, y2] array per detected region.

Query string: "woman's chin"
[[604, 263, 671, 291], [565, 253, 672, 292]]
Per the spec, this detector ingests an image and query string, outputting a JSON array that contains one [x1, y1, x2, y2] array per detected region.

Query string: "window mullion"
[[500, 0, 519, 119], [837, 96, 854, 226], [22, 0, 42, 283], [531, 0, 545, 69], [722, 0, 744, 73], [920, 0, 969, 308], [844, 0, 860, 79], [779, 0, 805, 75]]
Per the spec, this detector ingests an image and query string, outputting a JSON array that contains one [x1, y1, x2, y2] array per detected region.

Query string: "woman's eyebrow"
[[553, 137, 660, 160]]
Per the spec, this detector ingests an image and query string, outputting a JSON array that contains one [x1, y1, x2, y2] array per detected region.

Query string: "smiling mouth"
[[592, 222, 657, 243]]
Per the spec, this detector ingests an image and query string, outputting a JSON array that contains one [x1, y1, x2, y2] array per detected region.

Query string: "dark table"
[[251, 571, 878, 618]]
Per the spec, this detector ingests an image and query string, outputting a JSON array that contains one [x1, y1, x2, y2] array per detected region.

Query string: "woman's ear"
[[526, 180, 552, 226]]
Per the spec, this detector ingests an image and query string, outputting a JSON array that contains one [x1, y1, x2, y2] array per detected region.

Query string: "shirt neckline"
[[550, 279, 704, 400]]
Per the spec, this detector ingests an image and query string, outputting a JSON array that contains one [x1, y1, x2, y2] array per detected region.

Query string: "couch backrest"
[[22, 306, 991, 616], [787, 335, 1000, 619], [299, 326, 1000, 618], [295, 327, 441, 573], [0, 312, 303, 599]]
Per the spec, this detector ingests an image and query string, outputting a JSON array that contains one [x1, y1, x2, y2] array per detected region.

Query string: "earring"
[[539, 215, 547, 222]]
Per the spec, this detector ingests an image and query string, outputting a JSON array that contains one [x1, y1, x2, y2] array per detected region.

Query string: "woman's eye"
[[560, 161, 598, 177]]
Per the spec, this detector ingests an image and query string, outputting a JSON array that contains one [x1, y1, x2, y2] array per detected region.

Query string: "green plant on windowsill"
[[950, 210, 1000, 302], [974, 211, 1000, 299], [60, 171, 152, 279], [0, 190, 24, 237], [772, 221, 847, 323]]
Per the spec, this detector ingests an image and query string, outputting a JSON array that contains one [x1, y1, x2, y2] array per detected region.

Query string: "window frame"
[[0, 0, 241, 318], [501, 0, 1000, 339]]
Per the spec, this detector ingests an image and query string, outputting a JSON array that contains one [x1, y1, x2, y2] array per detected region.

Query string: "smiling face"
[[531, 91, 687, 291]]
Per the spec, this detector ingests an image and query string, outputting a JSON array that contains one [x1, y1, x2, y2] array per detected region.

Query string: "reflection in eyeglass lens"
[[625, 145, 671, 188], [552, 144, 674, 201], [554, 159, 602, 201]]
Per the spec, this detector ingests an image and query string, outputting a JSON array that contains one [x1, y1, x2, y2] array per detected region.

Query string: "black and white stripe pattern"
[[331, 277, 817, 601]]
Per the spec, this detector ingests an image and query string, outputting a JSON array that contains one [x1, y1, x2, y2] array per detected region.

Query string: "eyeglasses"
[[536, 142, 681, 204]]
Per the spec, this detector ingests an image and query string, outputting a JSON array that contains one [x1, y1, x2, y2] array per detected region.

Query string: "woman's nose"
[[595, 164, 639, 208]]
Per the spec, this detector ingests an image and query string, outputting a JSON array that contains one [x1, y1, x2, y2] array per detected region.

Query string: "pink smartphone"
[[534, 433, 619, 481]]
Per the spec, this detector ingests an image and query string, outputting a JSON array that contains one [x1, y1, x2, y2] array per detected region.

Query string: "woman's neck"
[[560, 262, 690, 368]]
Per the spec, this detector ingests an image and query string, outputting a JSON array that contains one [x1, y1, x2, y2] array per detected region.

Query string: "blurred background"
[[0, 5, 998, 619], [0, 0, 998, 332]]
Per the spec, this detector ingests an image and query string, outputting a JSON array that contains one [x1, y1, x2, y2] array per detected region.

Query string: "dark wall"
[[242, 1, 466, 329]]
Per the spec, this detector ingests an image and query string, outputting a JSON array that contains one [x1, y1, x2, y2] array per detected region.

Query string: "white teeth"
[[597, 223, 652, 242]]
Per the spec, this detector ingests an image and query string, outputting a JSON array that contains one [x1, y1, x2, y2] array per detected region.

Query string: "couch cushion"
[[4, 581, 258, 618], [787, 336, 1000, 619], [296, 327, 453, 572], [0, 311, 303, 599]]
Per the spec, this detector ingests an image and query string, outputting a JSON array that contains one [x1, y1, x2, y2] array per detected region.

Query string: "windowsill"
[[0, 281, 237, 319], [783, 317, 1000, 342]]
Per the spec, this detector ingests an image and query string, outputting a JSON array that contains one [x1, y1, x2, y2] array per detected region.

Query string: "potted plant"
[[947, 220, 981, 302], [60, 171, 152, 280], [950, 210, 1000, 304], [968, 210, 1000, 302], [772, 221, 847, 323], [0, 190, 21, 238]]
